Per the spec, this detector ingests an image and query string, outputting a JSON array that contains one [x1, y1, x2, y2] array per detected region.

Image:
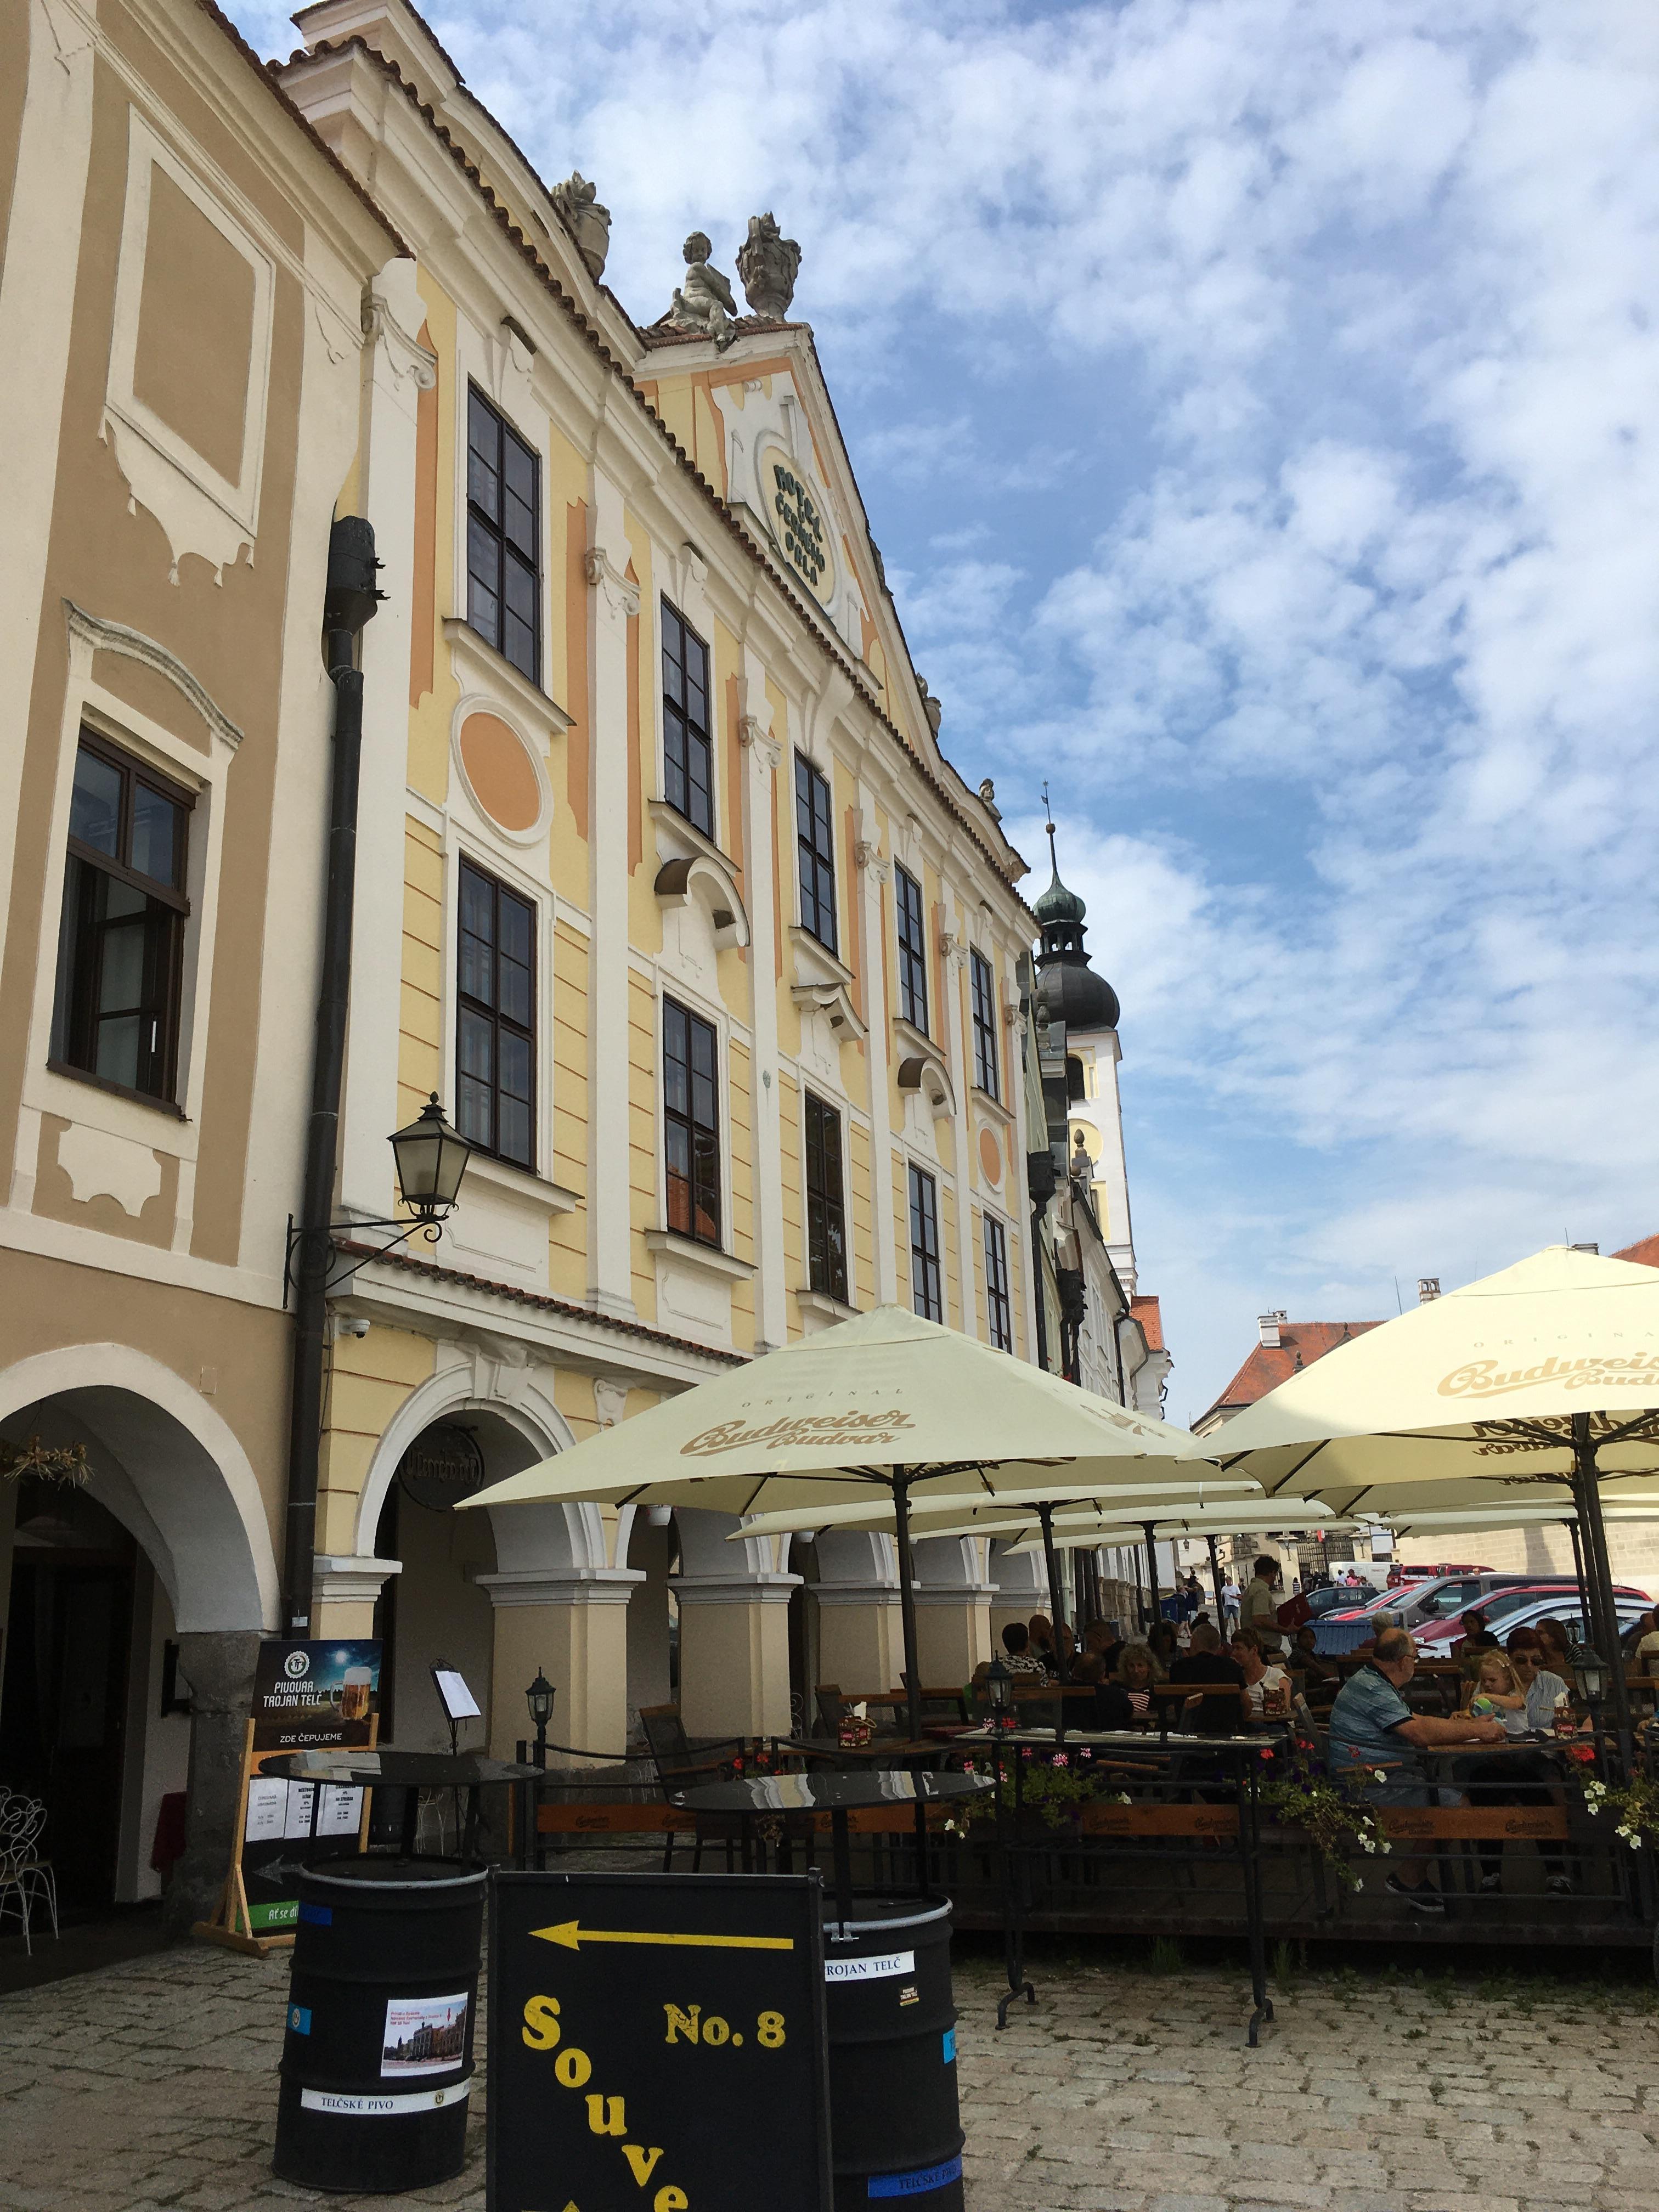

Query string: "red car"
[[1414, 1579, 1650, 1648], [1386, 1561, 1492, 1589]]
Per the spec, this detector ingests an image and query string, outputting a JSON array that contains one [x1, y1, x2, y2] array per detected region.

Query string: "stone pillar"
[[584, 488, 641, 1318], [672, 1576, 798, 1737], [988, 1541, 1047, 1646], [739, 664, 787, 1350], [854, 785, 899, 1304], [340, 260, 437, 1216], [477, 1570, 641, 1764], [910, 1535, 993, 1685], [167, 1629, 261, 1936], [812, 1529, 901, 1693], [312, 1554, 400, 1641]]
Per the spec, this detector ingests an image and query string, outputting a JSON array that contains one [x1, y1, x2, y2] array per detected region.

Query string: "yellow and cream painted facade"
[[276, 0, 1053, 1760], [0, 0, 400, 1919]]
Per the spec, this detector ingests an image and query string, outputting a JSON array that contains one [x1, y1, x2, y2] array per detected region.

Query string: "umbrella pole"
[[1037, 1503, 1070, 1683], [1570, 1415, 1634, 1743], [1142, 1522, 1160, 1636], [1565, 1514, 1587, 1594], [1206, 1533, 1224, 1624], [891, 1470, 924, 1745]]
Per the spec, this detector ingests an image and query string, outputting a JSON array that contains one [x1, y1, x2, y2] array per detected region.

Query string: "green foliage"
[[1148, 1936, 1184, 1975], [1260, 1745, 1389, 1889]]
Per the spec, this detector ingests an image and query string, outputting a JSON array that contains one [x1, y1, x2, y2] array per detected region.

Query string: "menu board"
[[195, 1640, 382, 1948], [488, 1871, 832, 2211]]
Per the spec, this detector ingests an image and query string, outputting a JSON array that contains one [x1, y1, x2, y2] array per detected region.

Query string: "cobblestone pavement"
[[2, 1938, 1657, 2209]]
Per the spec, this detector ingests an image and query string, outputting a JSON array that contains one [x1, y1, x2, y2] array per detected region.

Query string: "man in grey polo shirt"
[[1328, 1625, 1505, 1914]]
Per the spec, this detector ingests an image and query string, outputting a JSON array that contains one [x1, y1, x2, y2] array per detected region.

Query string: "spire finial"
[[1041, 781, 1058, 875]]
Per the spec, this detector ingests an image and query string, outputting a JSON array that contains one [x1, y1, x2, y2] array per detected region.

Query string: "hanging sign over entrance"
[[489, 1870, 832, 2210]]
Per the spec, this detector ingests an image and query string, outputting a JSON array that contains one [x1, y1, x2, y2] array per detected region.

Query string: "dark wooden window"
[[664, 996, 720, 1246], [467, 386, 540, 683], [50, 734, 192, 1104], [456, 857, 535, 1167], [984, 1213, 1013, 1351], [661, 600, 714, 838], [895, 865, 928, 1034], [794, 753, 838, 955], [804, 1091, 848, 1304], [970, 949, 1000, 1097], [908, 1163, 943, 1323]]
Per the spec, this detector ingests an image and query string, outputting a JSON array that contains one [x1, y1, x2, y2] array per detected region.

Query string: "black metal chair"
[[637, 1704, 748, 1872]]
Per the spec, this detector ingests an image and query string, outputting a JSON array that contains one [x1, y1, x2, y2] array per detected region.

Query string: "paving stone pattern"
[[2, 1940, 1657, 2209]]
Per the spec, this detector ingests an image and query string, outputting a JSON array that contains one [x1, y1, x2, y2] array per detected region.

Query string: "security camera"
[[334, 1315, 371, 1340]]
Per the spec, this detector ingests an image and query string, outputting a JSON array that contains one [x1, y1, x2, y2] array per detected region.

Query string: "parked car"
[[1386, 1560, 1492, 1589], [1311, 1571, 1623, 1654], [1304, 1581, 1379, 1618], [1414, 1579, 1651, 1649], [1478, 1592, 1654, 1654]]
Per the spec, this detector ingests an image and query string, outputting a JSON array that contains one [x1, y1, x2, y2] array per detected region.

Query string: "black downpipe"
[[283, 519, 380, 1634]]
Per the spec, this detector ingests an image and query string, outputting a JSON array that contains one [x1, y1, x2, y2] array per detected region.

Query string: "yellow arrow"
[[532, 1920, 794, 1954]]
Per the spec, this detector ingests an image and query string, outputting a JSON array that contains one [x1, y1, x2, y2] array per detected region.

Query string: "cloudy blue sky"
[[236, 0, 1658, 1419]]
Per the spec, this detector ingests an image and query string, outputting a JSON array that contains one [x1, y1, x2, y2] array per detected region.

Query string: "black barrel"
[[823, 1895, 963, 2209], [273, 1855, 484, 2194]]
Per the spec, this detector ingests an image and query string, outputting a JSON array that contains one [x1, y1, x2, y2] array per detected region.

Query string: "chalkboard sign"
[[489, 1871, 832, 2212]]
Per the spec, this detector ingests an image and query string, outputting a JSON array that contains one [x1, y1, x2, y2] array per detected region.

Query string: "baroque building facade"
[[0, 0, 1173, 1923], [275, 0, 1063, 1760]]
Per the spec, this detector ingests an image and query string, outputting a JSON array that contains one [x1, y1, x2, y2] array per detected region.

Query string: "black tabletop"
[[678, 1768, 994, 1815], [263, 1750, 543, 1786]]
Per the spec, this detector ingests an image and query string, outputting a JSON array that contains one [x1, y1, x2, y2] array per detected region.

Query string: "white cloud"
[[222, 0, 1659, 1420]]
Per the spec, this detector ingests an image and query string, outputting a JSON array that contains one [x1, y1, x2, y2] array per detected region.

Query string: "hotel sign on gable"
[[758, 442, 832, 604]]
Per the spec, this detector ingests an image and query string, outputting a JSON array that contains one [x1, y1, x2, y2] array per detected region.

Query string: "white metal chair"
[[0, 1792, 57, 1954]]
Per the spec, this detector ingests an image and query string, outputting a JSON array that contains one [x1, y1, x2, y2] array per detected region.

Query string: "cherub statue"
[[550, 172, 611, 283], [737, 213, 802, 319], [667, 232, 737, 349]]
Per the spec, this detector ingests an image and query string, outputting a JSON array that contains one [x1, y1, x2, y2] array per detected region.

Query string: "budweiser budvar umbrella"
[[465, 1304, 1198, 1737], [1180, 1247, 1659, 1730]]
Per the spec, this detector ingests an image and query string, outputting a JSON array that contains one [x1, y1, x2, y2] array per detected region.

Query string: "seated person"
[[1000, 1620, 1049, 1679], [1112, 1641, 1160, 1721], [1467, 1650, 1530, 1733], [1069, 1650, 1134, 1730], [1327, 1626, 1505, 1914], [1230, 1627, 1292, 1721], [1506, 1632, 1570, 1731], [1290, 1624, 1341, 1697], [1083, 1617, 1125, 1679], [1454, 1609, 1500, 1655], [1168, 1622, 1247, 1733], [1148, 1620, 1181, 1671]]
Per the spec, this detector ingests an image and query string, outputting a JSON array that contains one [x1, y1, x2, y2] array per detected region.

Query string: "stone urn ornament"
[[737, 212, 802, 319], [550, 172, 611, 283]]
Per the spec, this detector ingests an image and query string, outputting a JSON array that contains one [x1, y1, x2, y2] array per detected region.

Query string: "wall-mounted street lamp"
[[285, 1094, 472, 1304], [525, 1669, 557, 1771]]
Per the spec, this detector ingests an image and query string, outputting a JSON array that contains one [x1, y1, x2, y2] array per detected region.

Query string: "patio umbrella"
[[465, 1304, 1199, 1737], [1181, 1246, 1659, 1729]]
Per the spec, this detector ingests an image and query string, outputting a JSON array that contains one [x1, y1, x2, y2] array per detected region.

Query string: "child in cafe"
[[1461, 1649, 1572, 1894], [1466, 1651, 1530, 1735]]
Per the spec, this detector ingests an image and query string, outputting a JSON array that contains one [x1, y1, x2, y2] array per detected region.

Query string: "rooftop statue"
[[667, 232, 737, 350], [550, 172, 611, 283], [737, 213, 802, 319]]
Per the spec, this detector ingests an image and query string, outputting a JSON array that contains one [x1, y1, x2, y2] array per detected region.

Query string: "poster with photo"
[[239, 1640, 382, 1934], [382, 1993, 470, 2076]]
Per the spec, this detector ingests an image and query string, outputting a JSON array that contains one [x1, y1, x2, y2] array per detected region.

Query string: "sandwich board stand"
[[195, 1639, 381, 1956], [489, 1869, 833, 2212]]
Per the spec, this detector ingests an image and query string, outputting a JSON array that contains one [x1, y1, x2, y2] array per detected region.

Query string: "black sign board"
[[242, 1639, 381, 1934], [489, 1870, 833, 2212]]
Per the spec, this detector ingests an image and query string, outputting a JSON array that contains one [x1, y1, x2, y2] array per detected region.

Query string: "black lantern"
[[1570, 1641, 1608, 1708], [390, 1094, 471, 1222], [987, 1654, 1014, 1729], [526, 1668, 556, 1769]]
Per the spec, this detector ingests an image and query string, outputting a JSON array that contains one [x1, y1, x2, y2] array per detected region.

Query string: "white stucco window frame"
[[448, 316, 558, 715], [435, 821, 563, 1198], [651, 970, 747, 1274], [14, 605, 242, 1225]]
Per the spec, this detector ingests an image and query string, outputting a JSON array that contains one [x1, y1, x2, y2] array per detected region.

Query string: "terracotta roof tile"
[[1615, 1234, 1659, 1268], [1200, 1319, 1384, 1429], [1129, 1294, 1164, 1351]]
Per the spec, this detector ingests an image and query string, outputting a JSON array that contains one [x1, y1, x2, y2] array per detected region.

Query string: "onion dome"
[[1032, 822, 1119, 1032]]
